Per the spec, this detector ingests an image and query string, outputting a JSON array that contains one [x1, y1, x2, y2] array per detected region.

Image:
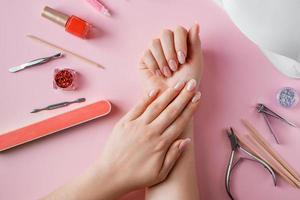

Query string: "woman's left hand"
[[139, 23, 203, 92]]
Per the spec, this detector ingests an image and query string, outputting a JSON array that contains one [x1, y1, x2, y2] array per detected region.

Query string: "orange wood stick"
[[234, 132, 298, 188], [241, 119, 300, 183], [246, 135, 300, 187]]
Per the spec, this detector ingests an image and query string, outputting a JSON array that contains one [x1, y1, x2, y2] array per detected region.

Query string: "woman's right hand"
[[42, 81, 200, 200], [93, 79, 201, 199]]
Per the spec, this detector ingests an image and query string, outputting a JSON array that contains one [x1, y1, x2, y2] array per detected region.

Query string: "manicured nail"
[[179, 138, 191, 151], [174, 80, 185, 90], [177, 51, 186, 64], [155, 69, 163, 77], [168, 59, 178, 72], [195, 23, 200, 35], [148, 89, 158, 97], [192, 91, 201, 103], [163, 66, 172, 77], [186, 79, 197, 91]]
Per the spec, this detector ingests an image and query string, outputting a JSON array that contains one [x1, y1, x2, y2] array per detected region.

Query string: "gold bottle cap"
[[42, 6, 69, 27]]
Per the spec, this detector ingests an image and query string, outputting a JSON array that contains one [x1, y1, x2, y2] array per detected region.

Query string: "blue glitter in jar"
[[276, 87, 299, 108]]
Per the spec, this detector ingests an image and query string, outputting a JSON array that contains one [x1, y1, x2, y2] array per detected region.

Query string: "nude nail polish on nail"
[[168, 59, 178, 71], [148, 89, 157, 97], [163, 66, 172, 77], [177, 51, 186, 64], [192, 91, 201, 103], [179, 138, 191, 151], [187, 79, 197, 91], [174, 81, 184, 90]]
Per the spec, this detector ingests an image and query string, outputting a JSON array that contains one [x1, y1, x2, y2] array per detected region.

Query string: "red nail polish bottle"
[[42, 6, 91, 39]]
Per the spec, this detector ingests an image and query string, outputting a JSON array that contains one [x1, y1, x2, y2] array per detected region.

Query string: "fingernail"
[[168, 59, 178, 72], [163, 66, 172, 77], [196, 24, 200, 35], [186, 79, 197, 91], [194, 21, 200, 32], [192, 91, 201, 103], [155, 69, 163, 77], [178, 138, 191, 151], [174, 80, 185, 90], [177, 51, 186, 64], [148, 89, 158, 97]]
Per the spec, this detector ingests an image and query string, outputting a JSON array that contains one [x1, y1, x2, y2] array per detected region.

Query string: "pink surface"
[[1, 0, 300, 199]]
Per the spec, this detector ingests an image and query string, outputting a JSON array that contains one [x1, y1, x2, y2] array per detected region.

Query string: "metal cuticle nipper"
[[256, 103, 297, 144], [225, 128, 277, 200]]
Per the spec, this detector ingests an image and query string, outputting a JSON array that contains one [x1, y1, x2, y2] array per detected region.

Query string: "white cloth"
[[214, 0, 300, 78]]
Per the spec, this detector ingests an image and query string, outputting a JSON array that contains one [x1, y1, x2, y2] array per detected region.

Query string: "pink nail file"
[[0, 100, 111, 152]]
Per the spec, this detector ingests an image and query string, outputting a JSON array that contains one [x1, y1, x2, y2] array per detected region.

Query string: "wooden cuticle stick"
[[27, 35, 105, 69], [245, 134, 300, 188], [241, 119, 300, 183], [234, 131, 298, 188]]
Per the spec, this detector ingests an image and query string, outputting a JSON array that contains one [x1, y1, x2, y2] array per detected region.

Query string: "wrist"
[[181, 118, 194, 137], [86, 161, 129, 200]]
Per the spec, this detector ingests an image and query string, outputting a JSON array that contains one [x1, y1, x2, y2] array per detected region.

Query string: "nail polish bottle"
[[42, 6, 91, 39]]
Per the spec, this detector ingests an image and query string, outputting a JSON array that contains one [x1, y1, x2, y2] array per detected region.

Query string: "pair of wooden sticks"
[[236, 119, 300, 188]]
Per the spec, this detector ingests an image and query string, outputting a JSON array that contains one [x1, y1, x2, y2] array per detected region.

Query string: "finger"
[[149, 38, 172, 77], [157, 138, 191, 182], [123, 89, 159, 121], [161, 29, 178, 72], [174, 26, 188, 64], [162, 91, 201, 143], [141, 80, 186, 123], [142, 49, 162, 77], [151, 79, 197, 132], [138, 60, 158, 82], [187, 23, 201, 61]]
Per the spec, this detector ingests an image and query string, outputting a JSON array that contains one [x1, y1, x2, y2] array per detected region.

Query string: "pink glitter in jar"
[[53, 68, 78, 90]]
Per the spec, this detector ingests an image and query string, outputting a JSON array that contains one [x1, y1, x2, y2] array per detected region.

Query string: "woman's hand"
[[139, 23, 203, 92], [95, 79, 201, 198], [44, 79, 201, 200], [42, 80, 201, 200]]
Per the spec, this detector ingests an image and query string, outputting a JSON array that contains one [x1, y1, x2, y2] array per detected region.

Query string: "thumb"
[[187, 23, 201, 61], [139, 58, 155, 80], [157, 138, 191, 182]]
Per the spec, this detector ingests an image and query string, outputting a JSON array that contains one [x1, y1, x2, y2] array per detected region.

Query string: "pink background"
[[1, 0, 300, 199]]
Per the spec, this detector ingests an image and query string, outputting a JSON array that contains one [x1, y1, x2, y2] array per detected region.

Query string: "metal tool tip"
[[78, 98, 86, 102], [256, 103, 264, 112], [8, 68, 17, 73]]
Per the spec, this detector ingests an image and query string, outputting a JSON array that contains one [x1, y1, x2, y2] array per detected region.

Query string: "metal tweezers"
[[225, 128, 277, 200], [256, 103, 297, 144]]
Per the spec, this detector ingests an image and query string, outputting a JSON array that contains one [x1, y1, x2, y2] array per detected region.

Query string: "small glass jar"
[[276, 87, 299, 108], [53, 68, 78, 91]]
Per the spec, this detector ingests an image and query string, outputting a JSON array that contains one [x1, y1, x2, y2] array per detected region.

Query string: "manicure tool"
[[0, 100, 111, 151], [241, 119, 300, 188], [31, 98, 86, 113], [86, 0, 111, 16], [225, 128, 276, 200], [27, 35, 105, 69], [8, 53, 63, 73], [256, 103, 297, 144]]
